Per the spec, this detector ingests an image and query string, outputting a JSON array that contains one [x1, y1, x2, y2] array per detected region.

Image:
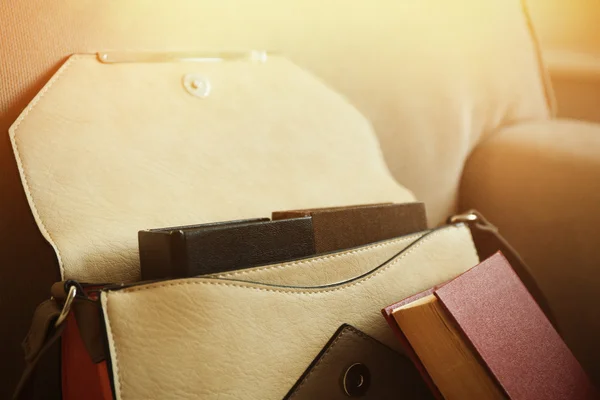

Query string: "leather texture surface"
[[436, 253, 598, 399], [139, 217, 315, 279], [101, 224, 478, 400], [10, 54, 415, 283], [21, 300, 61, 365], [272, 202, 427, 253], [212, 231, 428, 286], [285, 324, 433, 400], [460, 119, 600, 385]]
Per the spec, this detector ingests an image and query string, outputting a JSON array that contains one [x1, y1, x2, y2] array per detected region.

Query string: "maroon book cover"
[[383, 252, 598, 400]]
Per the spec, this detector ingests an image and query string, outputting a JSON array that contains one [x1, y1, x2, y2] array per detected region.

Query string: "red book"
[[383, 252, 598, 400]]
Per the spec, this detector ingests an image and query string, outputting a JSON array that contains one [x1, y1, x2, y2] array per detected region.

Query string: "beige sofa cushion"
[[1, 0, 551, 225]]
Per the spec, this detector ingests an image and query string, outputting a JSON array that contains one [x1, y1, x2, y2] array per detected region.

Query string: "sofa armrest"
[[544, 50, 600, 123], [460, 119, 600, 384]]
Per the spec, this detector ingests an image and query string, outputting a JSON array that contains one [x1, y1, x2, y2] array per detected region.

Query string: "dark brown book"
[[139, 217, 315, 280], [383, 252, 598, 400], [272, 202, 427, 253], [140, 202, 428, 280]]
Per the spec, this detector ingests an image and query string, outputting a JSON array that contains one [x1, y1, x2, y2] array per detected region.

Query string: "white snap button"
[[183, 74, 211, 98]]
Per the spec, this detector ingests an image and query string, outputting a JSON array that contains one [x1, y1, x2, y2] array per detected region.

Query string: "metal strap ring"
[[54, 285, 77, 328], [448, 212, 479, 225]]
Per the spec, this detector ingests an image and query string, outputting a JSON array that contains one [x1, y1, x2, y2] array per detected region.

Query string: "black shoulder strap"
[[13, 299, 64, 400], [451, 210, 557, 328], [13, 281, 104, 400]]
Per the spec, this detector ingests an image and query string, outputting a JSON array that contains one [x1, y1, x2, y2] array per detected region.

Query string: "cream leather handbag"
[[99, 224, 476, 399], [16, 216, 549, 400], [12, 53, 551, 399]]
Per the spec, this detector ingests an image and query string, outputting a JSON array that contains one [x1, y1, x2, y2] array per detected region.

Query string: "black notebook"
[[139, 217, 315, 280]]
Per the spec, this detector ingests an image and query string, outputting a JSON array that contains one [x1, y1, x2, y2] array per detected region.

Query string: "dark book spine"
[[139, 231, 181, 280], [171, 230, 189, 278]]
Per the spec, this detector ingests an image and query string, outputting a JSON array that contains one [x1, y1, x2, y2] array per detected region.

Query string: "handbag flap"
[[9, 53, 415, 283]]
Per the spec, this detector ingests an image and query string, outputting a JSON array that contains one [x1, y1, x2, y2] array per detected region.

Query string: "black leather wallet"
[[139, 217, 315, 280]]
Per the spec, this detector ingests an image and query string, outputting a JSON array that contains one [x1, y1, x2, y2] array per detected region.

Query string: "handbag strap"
[[13, 281, 104, 400], [13, 299, 64, 400], [13, 210, 557, 399], [450, 210, 556, 326]]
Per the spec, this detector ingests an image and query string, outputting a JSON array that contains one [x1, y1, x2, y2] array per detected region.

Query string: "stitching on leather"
[[289, 325, 380, 398], [288, 328, 350, 398], [9, 55, 79, 279], [344, 325, 375, 342], [113, 227, 463, 295], [102, 294, 123, 400], [215, 232, 424, 278]]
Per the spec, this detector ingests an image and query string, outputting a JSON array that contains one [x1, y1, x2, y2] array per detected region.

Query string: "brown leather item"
[[13, 300, 64, 400], [21, 300, 61, 364], [42, 282, 104, 364], [285, 324, 433, 400], [272, 202, 427, 253], [138, 217, 315, 280], [14, 283, 106, 400], [72, 298, 105, 364]]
